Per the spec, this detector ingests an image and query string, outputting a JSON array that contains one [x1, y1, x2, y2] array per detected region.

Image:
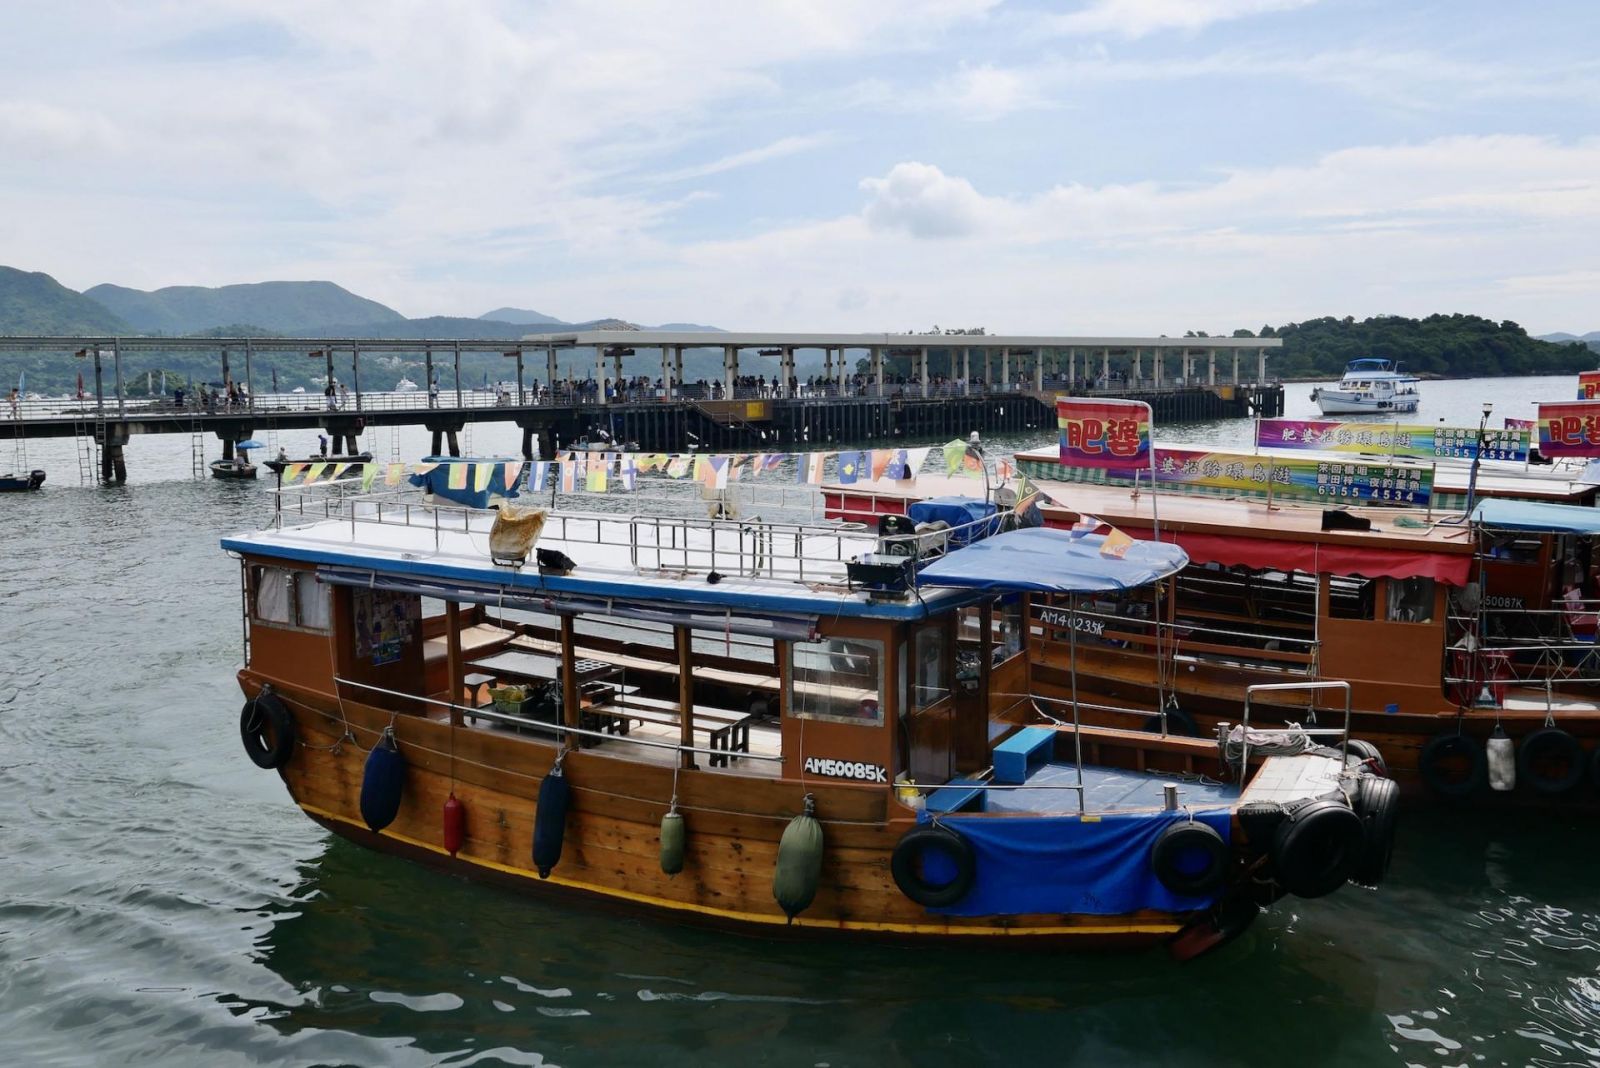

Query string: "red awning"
[[1043, 517, 1472, 585]]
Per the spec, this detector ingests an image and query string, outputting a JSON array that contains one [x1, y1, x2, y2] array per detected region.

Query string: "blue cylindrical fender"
[[533, 763, 571, 878], [360, 728, 406, 833]]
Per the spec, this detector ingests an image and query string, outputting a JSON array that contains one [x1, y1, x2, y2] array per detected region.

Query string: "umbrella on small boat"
[[235, 439, 266, 451]]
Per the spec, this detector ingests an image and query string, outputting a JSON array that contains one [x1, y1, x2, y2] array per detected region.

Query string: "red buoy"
[[443, 793, 466, 856]]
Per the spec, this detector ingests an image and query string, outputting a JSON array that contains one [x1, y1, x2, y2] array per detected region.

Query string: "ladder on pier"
[[386, 425, 401, 462], [71, 418, 100, 485], [190, 414, 206, 478]]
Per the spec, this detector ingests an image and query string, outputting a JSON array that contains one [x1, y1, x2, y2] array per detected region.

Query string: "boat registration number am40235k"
[[1037, 607, 1107, 636]]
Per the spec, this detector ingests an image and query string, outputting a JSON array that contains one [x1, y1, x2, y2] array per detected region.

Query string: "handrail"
[[333, 676, 782, 763], [1234, 681, 1352, 772]]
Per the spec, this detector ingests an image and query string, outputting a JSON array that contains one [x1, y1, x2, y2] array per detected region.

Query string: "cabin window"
[[911, 625, 950, 710], [789, 638, 884, 726], [295, 573, 331, 631], [996, 598, 1023, 662], [1328, 575, 1376, 620], [1387, 577, 1435, 623], [252, 567, 292, 624]]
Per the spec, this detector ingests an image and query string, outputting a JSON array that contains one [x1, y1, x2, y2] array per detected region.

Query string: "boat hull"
[[0, 469, 45, 491], [248, 674, 1212, 948], [1314, 391, 1420, 416]]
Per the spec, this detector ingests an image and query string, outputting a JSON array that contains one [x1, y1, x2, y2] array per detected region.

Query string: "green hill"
[[0, 266, 129, 334], [1237, 314, 1594, 379], [83, 280, 405, 333]]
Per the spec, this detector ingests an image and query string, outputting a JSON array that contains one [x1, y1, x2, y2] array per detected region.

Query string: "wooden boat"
[[0, 468, 45, 492], [210, 458, 258, 480], [220, 482, 1391, 957], [823, 471, 1600, 803], [263, 452, 373, 476]]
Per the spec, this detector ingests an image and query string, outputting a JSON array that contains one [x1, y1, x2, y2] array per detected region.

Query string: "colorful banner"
[[1153, 447, 1432, 507], [1505, 417, 1534, 431], [1538, 401, 1600, 458], [1257, 419, 1529, 463], [1579, 372, 1600, 400], [1057, 398, 1150, 469]]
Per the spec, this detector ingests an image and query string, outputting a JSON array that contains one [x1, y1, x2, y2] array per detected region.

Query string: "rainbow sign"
[[1537, 401, 1600, 458], [1257, 419, 1528, 463], [1578, 372, 1600, 400], [1057, 398, 1150, 469], [1151, 447, 1433, 507]]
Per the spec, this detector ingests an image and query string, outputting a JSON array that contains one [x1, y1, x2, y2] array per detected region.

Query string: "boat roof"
[[1013, 446, 1596, 503], [918, 527, 1189, 593], [824, 472, 1476, 555], [1471, 497, 1600, 535], [221, 491, 988, 622]]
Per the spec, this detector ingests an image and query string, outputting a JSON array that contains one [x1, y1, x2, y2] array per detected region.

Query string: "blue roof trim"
[[1471, 497, 1600, 534], [915, 527, 1188, 594], [219, 534, 976, 620]]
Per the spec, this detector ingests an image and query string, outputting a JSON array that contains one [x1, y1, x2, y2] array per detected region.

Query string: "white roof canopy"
[[518, 329, 1281, 351]]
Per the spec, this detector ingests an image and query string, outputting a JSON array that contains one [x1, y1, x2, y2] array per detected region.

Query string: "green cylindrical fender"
[[660, 810, 686, 876], [772, 794, 824, 922]]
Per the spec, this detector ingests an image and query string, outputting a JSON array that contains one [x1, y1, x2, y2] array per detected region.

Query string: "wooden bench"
[[992, 726, 1056, 784], [596, 693, 755, 767], [507, 634, 779, 695]]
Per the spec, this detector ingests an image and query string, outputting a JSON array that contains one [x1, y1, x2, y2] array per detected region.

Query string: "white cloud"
[[861, 162, 1001, 238], [1044, 0, 1319, 38]]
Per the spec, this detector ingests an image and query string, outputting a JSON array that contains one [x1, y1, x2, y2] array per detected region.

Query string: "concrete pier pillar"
[[447, 429, 461, 457], [1208, 349, 1216, 386]]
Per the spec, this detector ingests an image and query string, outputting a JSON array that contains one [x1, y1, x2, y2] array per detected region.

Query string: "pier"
[[1, 331, 1282, 483]]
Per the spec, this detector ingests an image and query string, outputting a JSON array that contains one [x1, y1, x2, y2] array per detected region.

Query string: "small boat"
[[1311, 358, 1420, 415], [395, 376, 419, 393], [0, 469, 46, 492], [210, 458, 258, 480], [221, 483, 1390, 958], [263, 452, 373, 476]]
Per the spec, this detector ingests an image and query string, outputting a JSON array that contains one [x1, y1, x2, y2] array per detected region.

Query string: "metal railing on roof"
[[266, 477, 1015, 589]]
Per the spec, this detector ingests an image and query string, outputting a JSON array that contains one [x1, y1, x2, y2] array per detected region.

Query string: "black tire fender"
[[1271, 798, 1365, 898], [1419, 732, 1486, 798], [1150, 820, 1229, 897], [1517, 727, 1586, 795], [891, 824, 976, 909], [240, 688, 296, 770], [1351, 775, 1399, 887]]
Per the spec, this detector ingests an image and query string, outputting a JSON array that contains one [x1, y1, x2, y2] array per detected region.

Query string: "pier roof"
[[518, 330, 1282, 350]]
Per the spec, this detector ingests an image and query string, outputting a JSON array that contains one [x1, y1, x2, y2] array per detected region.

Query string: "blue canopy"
[[1472, 497, 1600, 535], [916, 526, 1188, 594]]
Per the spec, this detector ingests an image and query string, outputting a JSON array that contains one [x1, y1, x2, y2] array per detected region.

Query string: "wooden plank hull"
[[252, 673, 1192, 947]]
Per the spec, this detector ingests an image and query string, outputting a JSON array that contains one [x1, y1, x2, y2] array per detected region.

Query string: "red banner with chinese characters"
[[1057, 398, 1150, 469], [1578, 372, 1600, 400], [1537, 401, 1600, 457]]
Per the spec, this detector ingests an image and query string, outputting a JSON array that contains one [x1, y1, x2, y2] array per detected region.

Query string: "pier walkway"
[[1, 330, 1282, 483]]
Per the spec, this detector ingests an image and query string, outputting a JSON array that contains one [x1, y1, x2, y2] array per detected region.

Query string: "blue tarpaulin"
[[1472, 497, 1600, 534], [409, 456, 522, 510], [916, 526, 1188, 594], [921, 808, 1231, 916], [907, 497, 1000, 546]]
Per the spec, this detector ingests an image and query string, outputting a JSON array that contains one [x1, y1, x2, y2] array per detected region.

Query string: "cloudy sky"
[[2, 0, 1598, 333]]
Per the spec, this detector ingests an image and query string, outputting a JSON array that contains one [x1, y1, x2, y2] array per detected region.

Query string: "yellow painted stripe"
[[298, 801, 1184, 938]]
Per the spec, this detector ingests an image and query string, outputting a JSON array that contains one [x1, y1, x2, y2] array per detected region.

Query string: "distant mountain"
[[0, 266, 129, 334], [654, 322, 726, 332], [479, 306, 562, 325], [83, 280, 405, 334]]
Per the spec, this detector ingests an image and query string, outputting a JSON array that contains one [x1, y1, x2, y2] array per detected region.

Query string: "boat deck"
[[985, 762, 1239, 815]]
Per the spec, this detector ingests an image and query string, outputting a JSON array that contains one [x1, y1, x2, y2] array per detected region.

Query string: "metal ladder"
[[190, 414, 206, 478], [72, 418, 99, 484], [388, 425, 401, 461]]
